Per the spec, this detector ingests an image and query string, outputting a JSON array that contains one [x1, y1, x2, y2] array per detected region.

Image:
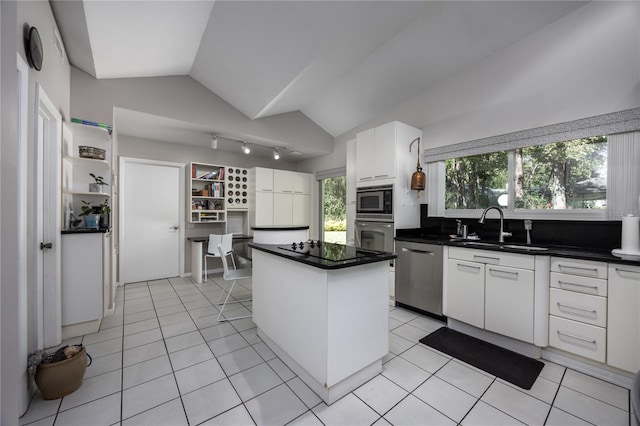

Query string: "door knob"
[[40, 242, 53, 250], [171, 226, 179, 230]]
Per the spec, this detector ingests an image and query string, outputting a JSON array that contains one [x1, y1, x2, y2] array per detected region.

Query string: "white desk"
[[188, 235, 251, 283]]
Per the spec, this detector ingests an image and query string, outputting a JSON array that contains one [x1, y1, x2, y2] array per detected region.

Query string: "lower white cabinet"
[[447, 247, 536, 343], [61, 233, 104, 326], [447, 258, 485, 329], [485, 265, 534, 343], [548, 257, 608, 363], [607, 263, 640, 373], [273, 193, 293, 225], [254, 192, 274, 226]]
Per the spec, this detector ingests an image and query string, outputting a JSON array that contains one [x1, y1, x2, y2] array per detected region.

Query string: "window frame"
[[425, 108, 640, 221]]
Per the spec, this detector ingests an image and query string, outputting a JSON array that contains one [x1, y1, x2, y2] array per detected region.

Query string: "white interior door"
[[34, 84, 62, 350], [120, 158, 183, 283]]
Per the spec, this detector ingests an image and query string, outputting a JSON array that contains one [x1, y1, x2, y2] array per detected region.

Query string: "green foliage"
[[322, 176, 346, 221], [90, 173, 107, 185], [324, 219, 346, 232], [445, 136, 607, 210], [445, 152, 508, 209]]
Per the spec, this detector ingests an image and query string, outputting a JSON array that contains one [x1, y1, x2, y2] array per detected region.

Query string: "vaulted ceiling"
[[51, 0, 587, 153]]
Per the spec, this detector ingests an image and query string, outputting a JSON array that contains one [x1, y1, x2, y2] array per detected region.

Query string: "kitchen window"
[[445, 136, 608, 212], [426, 108, 640, 220]]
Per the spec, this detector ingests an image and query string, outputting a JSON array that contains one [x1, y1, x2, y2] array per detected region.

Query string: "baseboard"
[[62, 319, 101, 340]]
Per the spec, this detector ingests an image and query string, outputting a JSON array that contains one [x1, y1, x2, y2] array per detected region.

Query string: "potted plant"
[[97, 199, 110, 229], [79, 200, 100, 229], [89, 173, 108, 193]]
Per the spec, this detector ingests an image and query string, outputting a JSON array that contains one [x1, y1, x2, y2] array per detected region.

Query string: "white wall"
[[11, 3, 71, 420], [1, 2, 20, 424], [118, 134, 301, 272], [333, 1, 640, 151], [71, 67, 334, 156]]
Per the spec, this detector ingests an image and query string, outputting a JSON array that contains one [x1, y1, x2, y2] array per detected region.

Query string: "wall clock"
[[26, 26, 43, 71]]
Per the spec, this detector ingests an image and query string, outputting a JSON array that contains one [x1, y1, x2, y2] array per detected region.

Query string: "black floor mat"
[[419, 327, 544, 390]]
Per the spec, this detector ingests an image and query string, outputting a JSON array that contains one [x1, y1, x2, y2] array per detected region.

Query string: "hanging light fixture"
[[409, 137, 426, 197], [273, 147, 280, 160], [211, 135, 218, 150], [242, 141, 251, 154]]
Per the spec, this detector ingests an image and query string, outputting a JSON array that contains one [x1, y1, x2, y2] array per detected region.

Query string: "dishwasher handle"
[[401, 247, 435, 255]]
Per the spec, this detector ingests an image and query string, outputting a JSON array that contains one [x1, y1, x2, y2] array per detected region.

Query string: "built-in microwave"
[[356, 185, 393, 221]]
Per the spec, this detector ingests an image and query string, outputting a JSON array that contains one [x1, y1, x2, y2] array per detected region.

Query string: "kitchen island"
[[250, 242, 395, 404]]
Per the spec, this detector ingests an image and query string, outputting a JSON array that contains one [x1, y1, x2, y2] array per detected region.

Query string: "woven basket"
[[78, 146, 105, 160], [34, 347, 87, 400]]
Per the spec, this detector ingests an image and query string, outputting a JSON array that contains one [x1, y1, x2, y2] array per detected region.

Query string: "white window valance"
[[424, 108, 640, 162]]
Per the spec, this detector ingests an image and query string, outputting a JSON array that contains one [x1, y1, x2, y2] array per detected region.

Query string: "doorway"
[[320, 175, 346, 244], [120, 157, 184, 284]]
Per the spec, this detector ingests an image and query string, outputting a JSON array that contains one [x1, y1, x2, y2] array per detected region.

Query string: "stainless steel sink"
[[459, 241, 549, 251]]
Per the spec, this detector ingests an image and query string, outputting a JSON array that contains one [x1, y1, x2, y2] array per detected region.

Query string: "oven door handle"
[[355, 221, 393, 228]]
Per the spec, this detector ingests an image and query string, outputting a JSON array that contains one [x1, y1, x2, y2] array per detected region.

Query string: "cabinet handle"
[[556, 330, 596, 344], [556, 302, 597, 314], [557, 280, 598, 291], [359, 177, 373, 181], [374, 174, 389, 178], [261, 189, 273, 192], [558, 264, 598, 275], [473, 255, 500, 262], [488, 268, 518, 277], [615, 267, 640, 274], [457, 263, 481, 271]]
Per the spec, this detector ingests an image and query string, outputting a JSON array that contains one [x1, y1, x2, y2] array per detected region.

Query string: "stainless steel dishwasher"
[[395, 241, 444, 317]]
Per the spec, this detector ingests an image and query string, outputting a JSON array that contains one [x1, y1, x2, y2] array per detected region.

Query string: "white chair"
[[203, 233, 235, 282], [217, 243, 252, 322]]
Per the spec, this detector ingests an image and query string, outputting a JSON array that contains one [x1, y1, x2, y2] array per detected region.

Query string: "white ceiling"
[[52, 0, 587, 157]]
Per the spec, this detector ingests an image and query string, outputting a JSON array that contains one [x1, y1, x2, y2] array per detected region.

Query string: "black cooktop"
[[277, 241, 384, 262]]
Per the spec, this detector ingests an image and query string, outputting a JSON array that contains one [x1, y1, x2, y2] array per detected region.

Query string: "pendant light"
[[409, 137, 426, 197]]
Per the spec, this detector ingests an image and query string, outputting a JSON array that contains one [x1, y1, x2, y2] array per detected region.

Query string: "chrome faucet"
[[478, 206, 512, 243]]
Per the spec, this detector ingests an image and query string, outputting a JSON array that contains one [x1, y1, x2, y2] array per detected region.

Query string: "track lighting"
[[211, 135, 217, 150], [242, 141, 251, 154], [273, 147, 280, 160]]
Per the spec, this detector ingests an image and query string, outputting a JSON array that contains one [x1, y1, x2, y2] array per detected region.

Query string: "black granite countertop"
[[249, 242, 396, 270], [62, 228, 109, 234], [395, 232, 640, 266], [251, 225, 310, 231]]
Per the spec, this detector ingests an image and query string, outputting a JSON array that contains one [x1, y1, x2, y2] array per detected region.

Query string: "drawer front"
[[550, 272, 607, 297], [448, 247, 534, 269], [549, 288, 607, 327], [549, 316, 606, 363], [551, 257, 607, 279]]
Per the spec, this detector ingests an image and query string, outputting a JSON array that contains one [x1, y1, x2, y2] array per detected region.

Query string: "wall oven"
[[354, 220, 394, 254], [356, 185, 393, 222]]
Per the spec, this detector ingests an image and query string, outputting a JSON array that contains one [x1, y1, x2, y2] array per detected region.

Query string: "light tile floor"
[[20, 275, 632, 425]]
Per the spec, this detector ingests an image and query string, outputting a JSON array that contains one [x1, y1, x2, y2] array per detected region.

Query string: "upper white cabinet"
[[355, 121, 419, 186], [250, 168, 312, 227], [607, 263, 640, 373], [255, 167, 274, 192]]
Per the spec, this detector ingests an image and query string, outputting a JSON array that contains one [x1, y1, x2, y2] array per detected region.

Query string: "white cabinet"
[[251, 168, 312, 227], [61, 233, 105, 336], [355, 121, 418, 185], [189, 162, 226, 223], [255, 167, 274, 192], [607, 263, 640, 373], [447, 258, 485, 328], [62, 122, 112, 229], [447, 247, 536, 343], [485, 264, 534, 343], [548, 257, 608, 363]]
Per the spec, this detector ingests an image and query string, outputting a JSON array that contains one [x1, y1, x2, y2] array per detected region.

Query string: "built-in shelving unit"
[[62, 122, 112, 229], [190, 162, 226, 223]]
